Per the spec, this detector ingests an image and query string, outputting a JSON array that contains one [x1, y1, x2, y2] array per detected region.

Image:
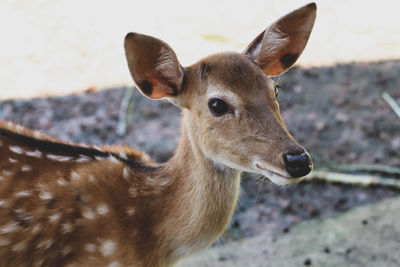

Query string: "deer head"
[[124, 3, 316, 186]]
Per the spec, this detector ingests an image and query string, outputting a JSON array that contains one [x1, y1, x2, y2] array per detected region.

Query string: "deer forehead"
[[197, 53, 274, 98]]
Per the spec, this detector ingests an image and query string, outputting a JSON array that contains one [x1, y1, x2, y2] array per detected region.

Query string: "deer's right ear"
[[124, 33, 184, 99], [244, 3, 316, 76]]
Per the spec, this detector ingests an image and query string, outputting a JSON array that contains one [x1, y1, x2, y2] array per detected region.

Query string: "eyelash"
[[274, 84, 280, 97]]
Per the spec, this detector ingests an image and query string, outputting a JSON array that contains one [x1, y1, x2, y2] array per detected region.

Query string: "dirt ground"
[[1, 59, 399, 243]]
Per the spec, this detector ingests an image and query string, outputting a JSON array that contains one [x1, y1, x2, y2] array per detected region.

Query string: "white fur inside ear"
[[258, 26, 289, 60], [156, 46, 182, 83]]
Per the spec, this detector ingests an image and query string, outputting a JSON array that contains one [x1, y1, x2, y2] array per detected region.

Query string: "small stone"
[[304, 258, 312, 265], [218, 256, 227, 262]]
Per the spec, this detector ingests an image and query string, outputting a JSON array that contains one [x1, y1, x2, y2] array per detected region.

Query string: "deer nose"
[[283, 151, 312, 178]]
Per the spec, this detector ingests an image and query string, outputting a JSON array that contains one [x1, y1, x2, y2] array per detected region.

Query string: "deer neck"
[[160, 110, 241, 261]]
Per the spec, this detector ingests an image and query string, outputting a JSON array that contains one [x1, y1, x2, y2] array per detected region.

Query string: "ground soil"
[[0, 60, 399, 244]]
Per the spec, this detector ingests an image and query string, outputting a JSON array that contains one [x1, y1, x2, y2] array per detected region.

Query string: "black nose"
[[283, 151, 312, 178]]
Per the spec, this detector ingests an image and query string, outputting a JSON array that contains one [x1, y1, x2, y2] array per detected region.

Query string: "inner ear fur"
[[124, 32, 184, 99], [244, 2, 317, 76]]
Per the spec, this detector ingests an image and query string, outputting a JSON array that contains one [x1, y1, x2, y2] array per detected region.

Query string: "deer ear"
[[244, 3, 316, 76], [124, 33, 184, 99]]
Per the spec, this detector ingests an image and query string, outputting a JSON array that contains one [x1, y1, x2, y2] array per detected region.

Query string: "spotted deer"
[[0, 3, 316, 267]]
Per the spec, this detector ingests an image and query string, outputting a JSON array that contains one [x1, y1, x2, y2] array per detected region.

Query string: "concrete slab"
[[179, 196, 400, 267]]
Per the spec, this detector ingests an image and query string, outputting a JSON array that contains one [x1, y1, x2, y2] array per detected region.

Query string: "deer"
[[0, 3, 316, 267]]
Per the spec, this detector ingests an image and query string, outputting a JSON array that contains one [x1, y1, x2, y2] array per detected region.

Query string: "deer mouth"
[[255, 163, 303, 186]]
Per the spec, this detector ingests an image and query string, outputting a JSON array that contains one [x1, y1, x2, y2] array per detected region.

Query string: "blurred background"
[[0, 0, 399, 266], [0, 0, 399, 99]]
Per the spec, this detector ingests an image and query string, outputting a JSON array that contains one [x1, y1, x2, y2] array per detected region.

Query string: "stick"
[[117, 87, 135, 136], [320, 164, 400, 176], [382, 92, 400, 119], [305, 170, 400, 189], [311, 154, 400, 176]]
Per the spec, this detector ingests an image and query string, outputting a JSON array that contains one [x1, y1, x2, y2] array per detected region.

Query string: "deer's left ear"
[[244, 3, 316, 76], [124, 32, 184, 99]]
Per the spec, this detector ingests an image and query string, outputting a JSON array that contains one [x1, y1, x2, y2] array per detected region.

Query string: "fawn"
[[0, 3, 316, 267]]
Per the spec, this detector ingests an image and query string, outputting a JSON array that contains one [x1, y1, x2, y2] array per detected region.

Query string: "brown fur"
[[0, 3, 316, 266]]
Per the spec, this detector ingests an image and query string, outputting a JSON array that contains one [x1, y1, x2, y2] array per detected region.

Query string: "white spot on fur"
[[26, 149, 42, 158], [36, 182, 45, 189], [142, 153, 151, 161], [108, 155, 120, 164], [107, 262, 120, 267], [39, 191, 53, 200], [9, 145, 24, 154], [0, 237, 10, 246], [85, 243, 97, 253], [100, 240, 116, 257], [2, 170, 12, 176], [15, 191, 32, 197], [49, 213, 61, 223], [1, 223, 18, 233], [21, 164, 32, 172], [62, 245, 73, 256], [34, 258, 45, 267], [12, 241, 26, 252], [88, 175, 95, 183], [71, 171, 81, 181], [159, 177, 170, 187], [0, 200, 9, 207], [97, 204, 109, 215], [123, 167, 129, 180], [75, 155, 91, 163], [57, 178, 68, 186], [118, 151, 127, 159], [37, 239, 53, 249], [31, 224, 41, 234], [126, 207, 135, 216], [61, 223, 73, 234], [9, 158, 18, 163], [83, 208, 96, 220], [47, 154, 72, 162], [95, 156, 106, 161], [15, 125, 24, 133], [34, 131, 43, 139]]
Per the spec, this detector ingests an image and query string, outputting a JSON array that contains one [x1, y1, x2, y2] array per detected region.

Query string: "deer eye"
[[208, 98, 229, 116]]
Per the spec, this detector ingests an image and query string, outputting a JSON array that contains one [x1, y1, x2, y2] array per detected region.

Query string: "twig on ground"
[[319, 164, 400, 176], [117, 87, 135, 136], [311, 154, 400, 176], [305, 170, 400, 189], [382, 92, 400, 119]]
